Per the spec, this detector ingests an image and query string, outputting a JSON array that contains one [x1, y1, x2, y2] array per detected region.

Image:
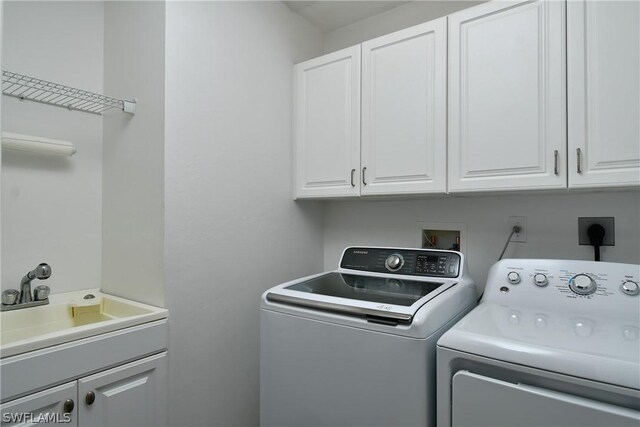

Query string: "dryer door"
[[452, 371, 639, 427]]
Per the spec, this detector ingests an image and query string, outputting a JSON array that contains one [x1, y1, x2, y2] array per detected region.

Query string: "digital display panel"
[[415, 254, 447, 275]]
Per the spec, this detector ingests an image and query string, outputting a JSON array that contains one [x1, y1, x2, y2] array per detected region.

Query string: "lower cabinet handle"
[[577, 148, 582, 174], [362, 167, 367, 186], [85, 391, 96, 405], [554, 150, 559, 176], [350, 169, 356, 187], [63, 399, 74, 414]]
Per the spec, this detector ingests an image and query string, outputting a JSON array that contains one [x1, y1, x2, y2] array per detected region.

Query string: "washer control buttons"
[[507, 271, 521, 284], [385, 254, 404, 272], [569, 274, 597, 295], [533, 273, 548, 287], [621, 280, 639, 296]]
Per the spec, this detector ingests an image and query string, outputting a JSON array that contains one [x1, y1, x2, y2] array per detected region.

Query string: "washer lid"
[[266, 272, 450, 323], [438, 303, 640, 390]]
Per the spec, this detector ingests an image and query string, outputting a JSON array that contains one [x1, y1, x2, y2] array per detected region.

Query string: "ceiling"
[[283, 1, 412, 33]]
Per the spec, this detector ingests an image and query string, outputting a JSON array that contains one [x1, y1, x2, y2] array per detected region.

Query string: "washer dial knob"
[[533, 273, 548, 287], [621, 280, 639, 296], [569, 274, 597, 295], [507, 271, 521, 284], [385, 254, 404, 272]]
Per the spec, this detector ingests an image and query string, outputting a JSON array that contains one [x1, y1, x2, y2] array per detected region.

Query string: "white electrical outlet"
[[508, 216, 527, 242]]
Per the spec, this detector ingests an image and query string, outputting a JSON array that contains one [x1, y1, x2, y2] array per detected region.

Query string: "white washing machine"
[[260, 247, 477, 427], [437, 258, 640, 427]]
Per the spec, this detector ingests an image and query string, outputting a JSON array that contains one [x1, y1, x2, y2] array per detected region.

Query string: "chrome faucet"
[[20, 263, 52, 303], [1, 263, 52, 311]]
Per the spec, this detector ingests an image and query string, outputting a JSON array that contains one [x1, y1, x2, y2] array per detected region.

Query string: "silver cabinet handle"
[[350, 169, 356, 187], [362, 167, 367, 185], [576, 148, 582, 174], [554, 150, 559, 176]]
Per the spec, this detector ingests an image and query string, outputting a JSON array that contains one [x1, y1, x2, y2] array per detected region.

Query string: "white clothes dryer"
[[260, 247, 477, 427], [437, 258, 640, 427]]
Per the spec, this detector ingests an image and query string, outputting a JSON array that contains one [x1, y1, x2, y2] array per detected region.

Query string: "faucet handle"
[[34, 285, 50, 301], [34, 263, 52, 280], [2, 289, 20, 305]]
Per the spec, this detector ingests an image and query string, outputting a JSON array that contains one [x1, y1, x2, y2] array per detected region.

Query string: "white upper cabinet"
[[294, 0, 636, 198], [361, 18, 447, 195], [448, 0, 566, 192], [294, 46, 361, 199], [567, 0, 640, 188]]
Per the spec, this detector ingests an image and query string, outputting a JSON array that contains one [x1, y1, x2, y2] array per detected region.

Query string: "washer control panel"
[[485, 259, 640, 314], [340, 247, 462, 278]]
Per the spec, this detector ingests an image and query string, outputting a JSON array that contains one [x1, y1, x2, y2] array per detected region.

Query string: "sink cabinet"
[[0, 382, 78, 426], [0, 319, 168, 426], [78, 353, 166, 427], [0, 353, 166, 427]]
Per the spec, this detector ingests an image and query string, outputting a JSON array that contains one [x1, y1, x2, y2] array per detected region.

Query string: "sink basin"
[[0, 289, 168, 358]]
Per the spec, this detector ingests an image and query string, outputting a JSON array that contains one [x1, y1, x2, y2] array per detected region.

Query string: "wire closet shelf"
[[1, 70, 136, 115]]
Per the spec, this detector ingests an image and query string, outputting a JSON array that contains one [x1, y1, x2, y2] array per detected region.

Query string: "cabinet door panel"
[[361, 18, 446, 195], [448, 0, 566, 192], [568, 0, 640, 188], [0, 382, 77, 426], [295, 46, 361, 198], [78, 352, 167, 427]]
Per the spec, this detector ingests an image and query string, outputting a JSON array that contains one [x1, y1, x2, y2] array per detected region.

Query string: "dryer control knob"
[[533, 273, 548, 287], [621, 280, 639, 296], [507, 271, 521, 284], [569, 274, 597, 295], [385, 254, 404, 272]]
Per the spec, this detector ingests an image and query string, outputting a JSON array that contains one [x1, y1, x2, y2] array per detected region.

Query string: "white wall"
[[323, 192, 640, 287], [323, 0, 485, 53], [164, 2, 324, 425], [102, 1, 165, 307], [1, 2, 104, 292]]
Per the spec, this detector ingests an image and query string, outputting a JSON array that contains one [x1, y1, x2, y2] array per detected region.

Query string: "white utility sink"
[[0, 289, 168, 358]]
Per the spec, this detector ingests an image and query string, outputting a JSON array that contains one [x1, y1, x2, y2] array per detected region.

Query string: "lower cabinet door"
[[77, 352, 167, 427], [0, 382, 77, 426], [452, 370, 640, 427]]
